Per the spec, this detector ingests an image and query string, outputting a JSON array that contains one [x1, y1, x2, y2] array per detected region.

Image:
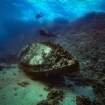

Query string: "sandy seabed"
[[0, 63, 95, 105]]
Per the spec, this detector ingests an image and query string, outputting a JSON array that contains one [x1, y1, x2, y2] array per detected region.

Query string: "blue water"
[[0, 0, 105, 59]]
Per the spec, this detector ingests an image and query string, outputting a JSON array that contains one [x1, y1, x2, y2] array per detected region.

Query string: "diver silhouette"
[[35, 12, 43, 19], [39, 29, 56, 37], [39, 29, 48, 36]]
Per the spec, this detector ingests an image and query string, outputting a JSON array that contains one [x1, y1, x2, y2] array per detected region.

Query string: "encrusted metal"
[[18, 42, 80, 75]]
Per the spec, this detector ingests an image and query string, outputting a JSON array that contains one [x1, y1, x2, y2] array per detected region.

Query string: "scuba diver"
[[39, 29, 56, 37], [39, 29, 48, 36], [35, 12, 43, 19]]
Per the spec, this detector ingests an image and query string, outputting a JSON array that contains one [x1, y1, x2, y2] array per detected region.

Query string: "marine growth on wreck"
[[18, 41, 80, 75]]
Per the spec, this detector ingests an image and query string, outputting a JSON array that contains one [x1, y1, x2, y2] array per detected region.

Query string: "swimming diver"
[[39, 29, 56, 37], [39, 29, 48, 36], [35, 12, 43, 19]]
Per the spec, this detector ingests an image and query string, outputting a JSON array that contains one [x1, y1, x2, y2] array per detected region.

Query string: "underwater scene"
[[0, 0, 105, 105]]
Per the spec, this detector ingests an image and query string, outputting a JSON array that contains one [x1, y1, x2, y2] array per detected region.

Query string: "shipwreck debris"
[[17, 42, 80, 75]]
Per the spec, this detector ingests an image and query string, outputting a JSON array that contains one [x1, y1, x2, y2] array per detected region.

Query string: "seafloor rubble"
[[37, 89, 65, 105], [49, 12, 105, 105], [76, 95, 91, 105]]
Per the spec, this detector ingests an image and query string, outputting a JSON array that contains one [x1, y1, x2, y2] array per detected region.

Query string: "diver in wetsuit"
[[39, 29, 56, 37], [39, 29, 48, 36], [35, 13, 43, 19]]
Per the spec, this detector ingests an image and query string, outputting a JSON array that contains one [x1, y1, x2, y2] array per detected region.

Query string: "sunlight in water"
[[26, 0, 104, 21]]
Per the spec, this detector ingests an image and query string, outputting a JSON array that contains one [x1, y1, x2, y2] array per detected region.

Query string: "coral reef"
[[46, 12, 105, 105], [47, 89, 65, 101], [37, 89, 65, 105], [37, 100, 51, 105], [76, 95, 91, 105]]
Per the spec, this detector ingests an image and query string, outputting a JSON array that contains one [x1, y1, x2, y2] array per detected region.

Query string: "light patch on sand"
[[0, 64, 95, 105]]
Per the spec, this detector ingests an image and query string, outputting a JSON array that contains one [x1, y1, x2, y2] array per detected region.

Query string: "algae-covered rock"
[[17, 42, 80, 75], [76, 95, 91, 105]]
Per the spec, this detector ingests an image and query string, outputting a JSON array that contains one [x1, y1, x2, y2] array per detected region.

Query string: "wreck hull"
[[18, 42, 80, 75]]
